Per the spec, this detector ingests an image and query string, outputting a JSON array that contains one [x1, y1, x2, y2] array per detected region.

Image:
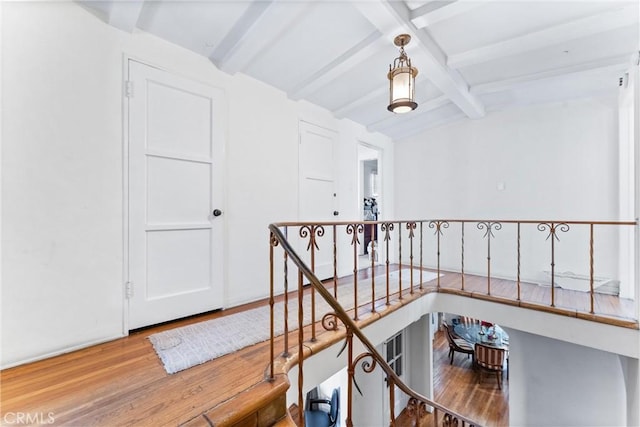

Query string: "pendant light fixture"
[[387, 34, 418, 114]]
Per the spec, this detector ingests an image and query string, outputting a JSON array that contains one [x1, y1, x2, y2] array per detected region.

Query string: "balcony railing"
[[267, 218, 637, 426]]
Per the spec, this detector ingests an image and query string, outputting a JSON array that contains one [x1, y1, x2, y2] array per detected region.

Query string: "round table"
[[453, 323, 509, 349]]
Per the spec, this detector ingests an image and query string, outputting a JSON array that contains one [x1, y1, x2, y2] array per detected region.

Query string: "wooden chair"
[[460, 316, 479, 326], [474, 343, 507, 389], [442, 323, 474, 365]]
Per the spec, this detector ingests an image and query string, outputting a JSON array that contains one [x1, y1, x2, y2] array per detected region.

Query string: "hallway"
[[1, 266, 632, 426]]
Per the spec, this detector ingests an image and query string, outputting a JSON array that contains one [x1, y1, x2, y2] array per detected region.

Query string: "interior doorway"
[[298, 120, 339, 280], [126, 60, 225, 329], [358, 143, 382, 267]]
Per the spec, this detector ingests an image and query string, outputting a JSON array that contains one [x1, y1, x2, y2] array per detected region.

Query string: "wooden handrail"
[[272, 219, 637, 226], [275, 218, 637, 316], [269, 224, 480, 427], [268, 218, 637, 426]]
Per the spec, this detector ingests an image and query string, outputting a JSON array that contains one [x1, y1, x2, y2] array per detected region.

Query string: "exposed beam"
[[367, 94, 449, 132], [209, 0, 274, 72], [471, 55, 631, 95], [410, 0, 484, 29], [385, 111, 467, 141], [333, 83, 387, 119], [354, 0, 484, 119], [211, 1, 316, 74], [107, 0, 144, 33], [290, 30, 384, 100], [448, 5, 639, 69]]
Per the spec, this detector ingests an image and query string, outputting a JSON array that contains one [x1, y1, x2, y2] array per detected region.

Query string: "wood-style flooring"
[[432, 330, 508, 426], [395, 330, 508, 427], [0, 266, 634, 426], [0, 300, 280, 426]]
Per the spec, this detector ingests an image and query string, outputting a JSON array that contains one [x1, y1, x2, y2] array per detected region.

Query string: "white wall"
[[394, 99, 628, 288], [0, 2, 393, 367], [351, 343, 386, 426], [508, 329, 626, 427], [395, 98, 619, 220], [2, 1, 127, 367], [620, 355, 640, 426], [407, 314, 433, 402]]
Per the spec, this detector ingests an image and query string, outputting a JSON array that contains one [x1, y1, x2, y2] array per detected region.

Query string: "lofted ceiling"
[[80, 0, 639, 141]]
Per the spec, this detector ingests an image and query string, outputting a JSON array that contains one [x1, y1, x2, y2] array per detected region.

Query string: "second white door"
[[298, 121, 339, 280]]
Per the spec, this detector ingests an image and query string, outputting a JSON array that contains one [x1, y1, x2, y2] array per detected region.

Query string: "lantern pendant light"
[[387, 34, 418, 114]]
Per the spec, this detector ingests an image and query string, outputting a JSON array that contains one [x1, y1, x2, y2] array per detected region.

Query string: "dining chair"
[[460, 316, 480, 325], [474, 343, 507, 389], [442, 323, 474, 365]]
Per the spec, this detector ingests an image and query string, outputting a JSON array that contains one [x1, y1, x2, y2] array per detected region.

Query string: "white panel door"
[[299, 121, 338, 280], [128, 60, 225, 329]]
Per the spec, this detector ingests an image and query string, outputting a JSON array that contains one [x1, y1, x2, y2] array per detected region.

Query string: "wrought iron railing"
[[267, 218, 637, 426], [269, 223, 479, 427]]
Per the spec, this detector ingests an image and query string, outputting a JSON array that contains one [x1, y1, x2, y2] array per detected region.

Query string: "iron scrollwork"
[[428, 220, 450, 236], [443, 413, 461, 427], [321, 312, 342, 331], [429, 221, 449, 288], [346, 223, 364, 246], [380, 222, 395, 241], [405, 398, 428, 422], [537, 222, 569, 307], [476, 221, 502, 294], [477, 221, 502, 238], [537, 222, 570, 240], [351, 352, 378, 396], [269, 231, 279, 247], [299, 225, 325, 251], [406, 221, 417, 238]]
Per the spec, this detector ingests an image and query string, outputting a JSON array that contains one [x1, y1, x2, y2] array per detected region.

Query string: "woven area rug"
[[149, 268, 439, 374]]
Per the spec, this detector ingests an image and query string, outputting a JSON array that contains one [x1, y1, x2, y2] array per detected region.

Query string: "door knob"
[[333, 211, 339, 216], [212, 209, 223, 217]]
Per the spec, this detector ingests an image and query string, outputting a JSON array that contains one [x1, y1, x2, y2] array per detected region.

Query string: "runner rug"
[[149, 269, 439, 374]]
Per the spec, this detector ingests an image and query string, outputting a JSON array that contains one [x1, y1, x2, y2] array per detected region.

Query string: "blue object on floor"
[[304, 387, 339, 427]]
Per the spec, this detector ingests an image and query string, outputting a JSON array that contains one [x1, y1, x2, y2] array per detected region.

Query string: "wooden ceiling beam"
[[367, 94, 449, 132], [448, 5, 639, 69], [211, 1, 315, 75], [107, 0, 144, 33], [334, 83, 387, 119], [410, 0, 484, 29], [290, 30, 384, 101], [470, 55, 631, 95]]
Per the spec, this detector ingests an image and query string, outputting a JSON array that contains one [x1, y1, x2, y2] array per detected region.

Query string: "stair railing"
[[268, 223, 479, 427], [267, 218, 637, 425]]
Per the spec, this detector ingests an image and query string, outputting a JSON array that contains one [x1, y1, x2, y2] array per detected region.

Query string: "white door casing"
[[618, 60, 638, 301], [298, 121, 339, 280], [127, 60, 225, 329], [383, 331, 408, 423], [358, 142, 385, 265]]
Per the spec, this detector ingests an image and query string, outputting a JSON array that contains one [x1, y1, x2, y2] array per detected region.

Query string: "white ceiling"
[[80, 0, 639, 141]]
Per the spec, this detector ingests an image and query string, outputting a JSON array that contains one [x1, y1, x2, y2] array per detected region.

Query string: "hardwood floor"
[[0, 266, 634, 426], [0, 301, 283, 426], [395, 329, 508, 427], [432, 330, 508, 426]]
